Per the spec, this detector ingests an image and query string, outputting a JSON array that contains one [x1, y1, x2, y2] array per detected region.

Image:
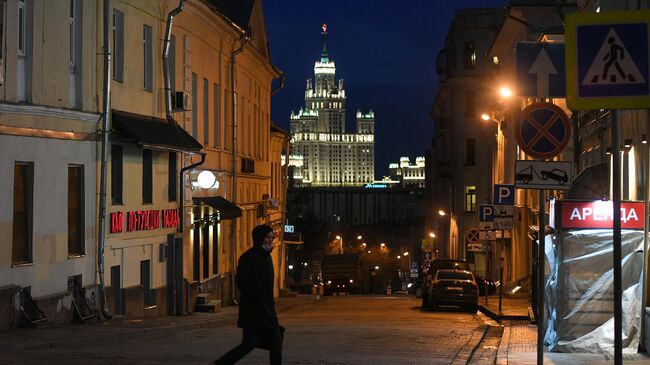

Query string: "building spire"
[[321, 23, 328, 61]]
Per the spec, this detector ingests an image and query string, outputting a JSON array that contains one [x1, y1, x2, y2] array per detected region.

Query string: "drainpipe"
[[179, 154, 205, 233], [230, 33, 249, 304], [163, 0, 185, 126], [96, 0, 113, 321]]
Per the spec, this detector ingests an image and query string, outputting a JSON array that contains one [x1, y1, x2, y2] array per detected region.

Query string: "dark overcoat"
[[236, 244, 278, 329]]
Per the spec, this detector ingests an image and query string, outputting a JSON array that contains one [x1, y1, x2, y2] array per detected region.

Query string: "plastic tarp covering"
[[544, 229, 644, 354]]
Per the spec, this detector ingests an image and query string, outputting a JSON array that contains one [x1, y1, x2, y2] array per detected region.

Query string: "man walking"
[[215, 224, 283, 365]]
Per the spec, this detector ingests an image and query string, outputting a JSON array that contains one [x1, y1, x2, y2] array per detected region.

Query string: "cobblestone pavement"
[[0, 295, 491, 365]]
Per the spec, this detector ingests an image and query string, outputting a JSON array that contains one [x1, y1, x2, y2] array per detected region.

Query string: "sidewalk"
[[0, 294, 318, 353], [479, 295, 650, 364]]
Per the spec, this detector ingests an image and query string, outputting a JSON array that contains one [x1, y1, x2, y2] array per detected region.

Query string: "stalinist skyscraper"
[[289, 24, 375, 187]]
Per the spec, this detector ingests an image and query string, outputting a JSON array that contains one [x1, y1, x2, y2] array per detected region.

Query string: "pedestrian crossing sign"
[[566, 10, 650, 110]]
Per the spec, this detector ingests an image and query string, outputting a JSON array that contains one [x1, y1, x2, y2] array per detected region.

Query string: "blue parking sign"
[[493, 184, 515, 206], [479, 205, 494, 222]]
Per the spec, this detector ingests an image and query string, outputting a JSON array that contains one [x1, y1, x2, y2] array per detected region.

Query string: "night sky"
[[265, 0, 507, 177]]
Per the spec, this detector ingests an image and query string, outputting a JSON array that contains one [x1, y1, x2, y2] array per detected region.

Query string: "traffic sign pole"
[[537, 189, 545, 365], [612, 110, 622, 365]]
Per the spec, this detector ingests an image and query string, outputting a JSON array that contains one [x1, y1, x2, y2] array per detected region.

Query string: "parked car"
[[422, 269, 479, 312], [407, 277, 423, 297], [422, 259, 470, 302], [475, 275, 497, 296]]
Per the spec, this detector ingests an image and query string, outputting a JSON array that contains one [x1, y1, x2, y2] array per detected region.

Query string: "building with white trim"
[[289, 24, 375, 187]]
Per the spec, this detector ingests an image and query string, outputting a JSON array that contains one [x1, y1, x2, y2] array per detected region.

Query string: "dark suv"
[[422, 259, 470, 306]]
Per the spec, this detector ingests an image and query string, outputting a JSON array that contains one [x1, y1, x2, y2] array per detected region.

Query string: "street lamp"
[[403, 252, 409, 256], [357, 235, 362, 240], [429, 232, 436, 238], [499, 86, 513, 98], [438, 210, 447, 216]]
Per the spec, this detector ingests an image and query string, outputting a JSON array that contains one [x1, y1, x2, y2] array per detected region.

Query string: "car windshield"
[[437, 271, 472, 281]]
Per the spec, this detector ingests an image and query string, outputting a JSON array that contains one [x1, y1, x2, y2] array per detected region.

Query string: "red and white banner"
[[558, 200, 645, 229]]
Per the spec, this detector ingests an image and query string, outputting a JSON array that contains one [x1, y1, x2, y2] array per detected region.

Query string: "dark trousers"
[[215, 327, 282, 365]]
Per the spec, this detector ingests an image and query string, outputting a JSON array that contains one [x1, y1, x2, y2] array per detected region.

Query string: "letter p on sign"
[[493, 184, 515, 206]]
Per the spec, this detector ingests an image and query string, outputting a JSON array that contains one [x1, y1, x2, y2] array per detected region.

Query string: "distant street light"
[[499, 86, 513, 98], [367, 250, 371, 254], [335, 235, 341, 240], [380, 243, 386, 247], [374, 266, 379, 270], [362, 242, 367, 247], [438, 210, 447, 216], [357, 235, 362, 240], [403, 252, 409, 256], [397, 255, 401, 259], [288, 265, 294, 270], [429, 232, 436, 238]]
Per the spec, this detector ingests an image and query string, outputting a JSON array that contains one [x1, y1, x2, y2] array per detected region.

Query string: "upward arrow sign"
[[528, 48, 558, 98]]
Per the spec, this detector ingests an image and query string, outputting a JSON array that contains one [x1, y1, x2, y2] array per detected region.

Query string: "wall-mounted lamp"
[[642, 135, 647, 144], [624, 139, 632, 148], [195, 170, 219, 189]]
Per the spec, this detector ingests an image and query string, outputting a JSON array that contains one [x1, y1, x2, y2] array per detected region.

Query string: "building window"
[[18, 1, 25, 55], [192, 73, 197, 138], [112, 9, 124, 82], [203, 78, 209, 145], [465, 185, 476, 213], [464, 90, 475, 117], [168, 152, 177, 202], [69, 0, 75, 64], [12, 162, 33, 265], [464, 41, 476, 69], [465, 138, 475, 166], [213, 83, 220, 148], [212, 224, 219, 274], [68, 0, 82, 109], [140, 260, 154, 306], [68, 165, 84, 256], [142, 149, 152, 204], [143, 24, 152, 91], [111, 144, 123, 204]]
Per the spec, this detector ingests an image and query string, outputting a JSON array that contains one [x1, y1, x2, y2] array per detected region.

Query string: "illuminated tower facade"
[[289, 24, 375, 186]]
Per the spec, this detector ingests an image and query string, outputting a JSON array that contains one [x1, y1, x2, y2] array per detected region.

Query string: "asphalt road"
[[2, 295, 493, 365]]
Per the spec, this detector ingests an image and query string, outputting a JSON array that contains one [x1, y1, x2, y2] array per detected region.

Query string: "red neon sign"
[[162, 209, 180, 228], [127, 210, 161, 231], [558, 201, 645, 229], [111, 209, 180, 233], [110, 212, 124, 233]]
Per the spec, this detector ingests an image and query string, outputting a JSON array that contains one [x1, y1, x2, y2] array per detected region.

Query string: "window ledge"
[[12, 262, 33, 268]]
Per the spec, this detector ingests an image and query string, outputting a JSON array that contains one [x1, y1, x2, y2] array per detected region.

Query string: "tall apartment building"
[[289, 24, 375, 187]]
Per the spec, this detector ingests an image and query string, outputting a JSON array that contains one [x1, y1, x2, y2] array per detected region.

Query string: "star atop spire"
[[321, 23, 329, 61]]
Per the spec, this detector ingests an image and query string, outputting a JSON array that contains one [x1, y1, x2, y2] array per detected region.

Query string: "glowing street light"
[[397, 255, 401, 259], [335, 235, 341, 240], [288, 265, 294, 270], [429, 232, 436, 238], [374, 266, 379, 270], [357, 235, 362, 240], [438, 210, 447, 216], [481, 113, 491, 121], [499, 86, 513, 98], [403, 252, 409, 256], [380, 243, 386, 247], [362, 243, 367, 247]]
